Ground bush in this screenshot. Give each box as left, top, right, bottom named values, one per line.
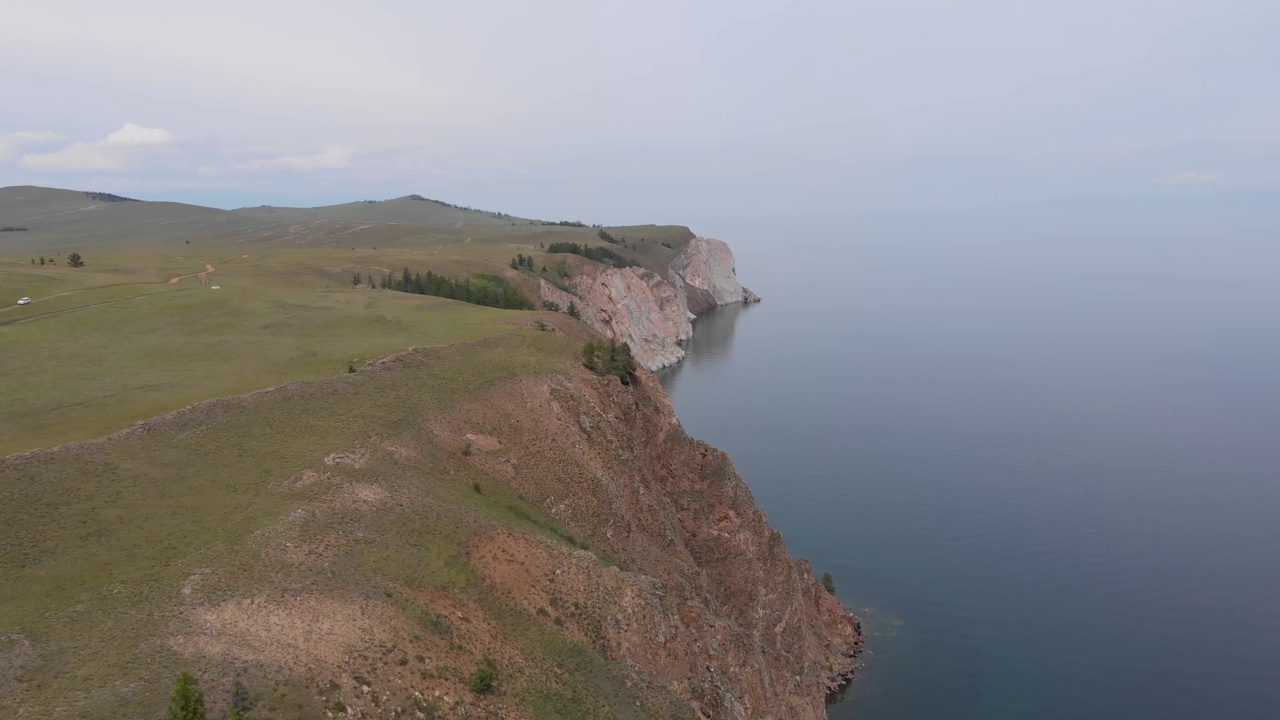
left=821, top=572, right=836, bottom=595
left=468, top=659, right=497, bottom=694
left=582, top=339, right=637, bottom=385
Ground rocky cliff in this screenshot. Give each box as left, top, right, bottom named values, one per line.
left=540, top=267, right=693, bottom=370
left=540, top=235, right=760, bottom=370
left=417, top=329, right=863, bottom=719
left=669, top=236, right=759, bottom=314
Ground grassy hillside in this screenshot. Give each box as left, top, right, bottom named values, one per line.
left=0, top=186, right=693, bottom=455
left=0, top=186, right=712, bottom=718
left=0, top=325, right=692, bottom=719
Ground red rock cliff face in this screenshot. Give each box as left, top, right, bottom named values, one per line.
left=449, top=365, right=862, bottom=719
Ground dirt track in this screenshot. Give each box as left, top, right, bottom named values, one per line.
left=167, top=263, right=216, bottom=286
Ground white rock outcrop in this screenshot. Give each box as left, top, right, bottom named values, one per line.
left=670, top=236, right=754, bottom=314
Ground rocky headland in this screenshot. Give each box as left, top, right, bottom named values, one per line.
left=541, top=236, right=761, bottom=370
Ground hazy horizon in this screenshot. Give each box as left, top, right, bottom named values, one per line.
left=3, top=1, right=1278, bottom=223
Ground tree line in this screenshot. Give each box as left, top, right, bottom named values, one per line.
left=509, top=253, right=546, bottom=272
left=378, top=267, right=533, bottom=310
left=29, top=253, right=83, bottom=267
left=545, top=242, right=638, bottom=268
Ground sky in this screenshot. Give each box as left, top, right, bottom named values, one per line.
left=2, top=0, right=1277, bottom=222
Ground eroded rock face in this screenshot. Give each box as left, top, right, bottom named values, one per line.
left=452, top=369, right=863, bottom=720
left=540, top=269, right=693, bottom=370
left=541, top=234, right=760, bottom=370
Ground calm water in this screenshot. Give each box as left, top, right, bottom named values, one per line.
left=658, top=209, right=1280, bottom=720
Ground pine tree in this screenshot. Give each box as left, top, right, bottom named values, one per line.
left=166, top=671, right=207, bottom=720
left=568, top=301, right=581, bottom=319
left=39, top=257, right=45, bottom=266
left=67, top=252, right=85, bottom=268
left=351, top=272, right=362, bottom=287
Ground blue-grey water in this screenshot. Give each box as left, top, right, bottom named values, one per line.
left=658, top=208, right=1280, bottom=720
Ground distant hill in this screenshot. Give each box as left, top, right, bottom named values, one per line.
left=0, top=186, right=538, bottom=250
left=232, top=194, right=525, bottom=227
left=0, top=186, right=256, bottom=249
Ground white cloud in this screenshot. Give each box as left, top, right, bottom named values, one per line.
left=22, top=143, right=125, bottom=171
left=20, top=123, right=173, bottom=171
left=229, top=146, right=358, bottom=172
left=104, top=123, right=174, bottom=146
left=0, top=131, right=63, bottom=163
left=1154, top=171, right=1221, bottom=186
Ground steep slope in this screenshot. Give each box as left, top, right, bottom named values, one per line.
left=0, top=319, right=859, bottom=720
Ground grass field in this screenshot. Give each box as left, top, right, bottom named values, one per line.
left=0, top=329, right=634, bottom=718
left=0, top=187, right=707, bottom=719
left=0, top=186, right=694, bottom=455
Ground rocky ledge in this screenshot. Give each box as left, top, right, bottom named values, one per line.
left=540, top=234, right=761, bottom=370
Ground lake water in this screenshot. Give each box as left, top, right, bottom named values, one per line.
left=657, top=208, right=1280, bottom=720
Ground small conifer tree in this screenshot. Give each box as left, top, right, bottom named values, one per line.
left=166, top=671, right=207, bottom=720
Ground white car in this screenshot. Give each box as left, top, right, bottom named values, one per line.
left=16, top=297, right=31, bottom=305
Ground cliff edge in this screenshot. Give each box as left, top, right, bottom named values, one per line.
left=540, top=235, right=761, bottom=370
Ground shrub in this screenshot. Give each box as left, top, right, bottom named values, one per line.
left=231, top=677, right=252, bottom=716
left=468, top=659, right=497, bottom=694
left=821, top=572, right=836, bottom=595
left=582, top=339, right=637, bottom=385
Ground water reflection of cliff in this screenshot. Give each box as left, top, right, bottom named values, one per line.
left=656, top=301, right=750, bottom=393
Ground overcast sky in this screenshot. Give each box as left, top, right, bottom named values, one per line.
left=2, top=0, right=1277, bottom=221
